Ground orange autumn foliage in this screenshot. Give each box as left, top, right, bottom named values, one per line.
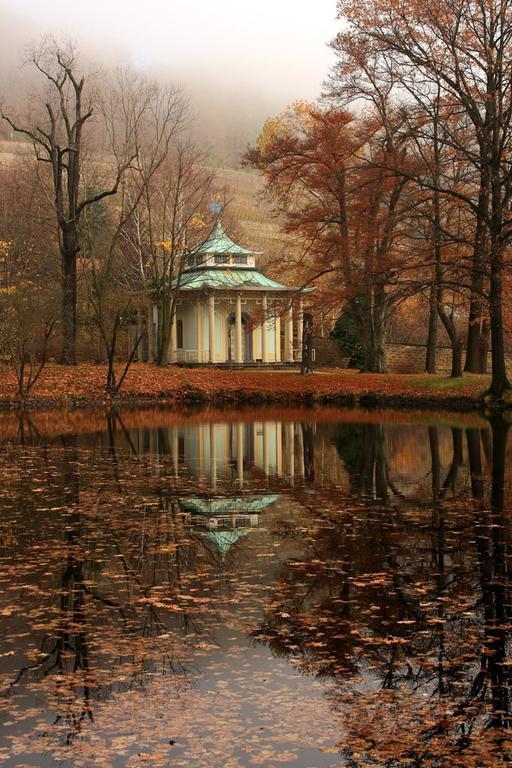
left=0, top=363, right=489, bottom=408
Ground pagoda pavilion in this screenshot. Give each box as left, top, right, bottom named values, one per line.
left=151, top=219, right=306, bottom=365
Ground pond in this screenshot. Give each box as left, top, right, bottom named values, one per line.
left=0, top=405, right=511, bottom=767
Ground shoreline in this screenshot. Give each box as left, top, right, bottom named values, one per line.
left=0, top=390, right=489, bottom=413
left=0, top=364, right=502, bottom=414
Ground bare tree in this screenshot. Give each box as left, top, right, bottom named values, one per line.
left=122, top=143, right=216, bottom=366
left=1, top=38, right=137, bottom=365
left=79, top=69, right=190, bottom=391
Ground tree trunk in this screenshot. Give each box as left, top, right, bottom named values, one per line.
left=136, top=311, right=144, bottom=362
left=60, top=226, right=79, bottom=365
left=464, top=195, right=488, bottom=373
left=156, top=296, right=171, bottom=366
left=438, top=304, right=462, bottom=377
left=479, top=318, right=490, bottom=375
left=465, top=305, right=483, bottom=373
left=488, top=242, right=510, bottom=397
left=300, top=313, right=314, bottom=375
left=431, top=118, right=462, bottom=379
left=358, top=286, right=387, bottom=373
left=425, top=282, right=438, bottom=373
left=371, top=284, right=387, bottom=373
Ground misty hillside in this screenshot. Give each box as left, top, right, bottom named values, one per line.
left=0, top=138, right=291, bottom=270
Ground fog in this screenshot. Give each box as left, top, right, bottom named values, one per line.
left=0, top=0, right=338, bottom=164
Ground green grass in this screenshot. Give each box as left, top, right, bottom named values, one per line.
left=408, top=373, right=490, bottom=394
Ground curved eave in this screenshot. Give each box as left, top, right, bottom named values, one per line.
left=179, top=283, right=305, bottom=292
left=174, top=267, right=306, bottom=293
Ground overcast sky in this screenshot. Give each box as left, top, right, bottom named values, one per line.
left=0, top=0, right=339, bottom=160
left=0, top=0, right=338, bottom=97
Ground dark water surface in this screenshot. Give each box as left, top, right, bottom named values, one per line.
left=0, top=406, right=511, bottom=767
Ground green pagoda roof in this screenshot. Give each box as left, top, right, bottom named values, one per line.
left=195, top=219, right=262, bottom=256
left=177, top=268, right=295, bottom=292
left=205, top=530, right=248, bottom=561
left=183, top=495, right=279, bottom=516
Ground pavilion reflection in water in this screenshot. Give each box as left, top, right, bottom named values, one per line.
left=132, top=420, right=307, bottom=487
left=181, top=495, right=278, bottom=562
left=131, top=420, right=301, bottom=562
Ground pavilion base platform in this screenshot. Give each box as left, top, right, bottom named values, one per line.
left=172, top=361, right=300, bottom=370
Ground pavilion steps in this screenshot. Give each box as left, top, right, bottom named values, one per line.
left=174, top=362, right=299, bottom=370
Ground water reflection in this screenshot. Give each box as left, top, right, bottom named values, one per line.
left=0, top=408, right=511, bottom=767
left=131, top=420, right=308, bottom=486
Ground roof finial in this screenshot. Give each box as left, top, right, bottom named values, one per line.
left=210, top=201, right=223, bottom=217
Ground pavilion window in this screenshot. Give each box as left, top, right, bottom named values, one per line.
left=196, top=254, right=207, bottom=266
left=233, top=254, right=247, bottom=265
left=214, top=253, right=230, bottom=264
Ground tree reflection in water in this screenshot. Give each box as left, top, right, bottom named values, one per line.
left=257, top=416, right=512, bottom=766
left=0, top=408, right=511, bottom=766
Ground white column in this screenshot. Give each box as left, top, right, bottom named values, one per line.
left=297, top=423, right=305, bottom=480
left=276, top=422, right=283, bottom=476
left=261, top=294, right=269, bottom=363
left=285, top=421, right=295, bottom=484
left=210, top=424, right=217, bottom=491
left=275, top=311, right=281, bottom=363
left=137, top=311, right=144, bottom=362
left=169, top=311, right=177, bottom=363
left=195, top=297, right=203, bottom=363
left=237, top=422, right=244, bottom=487
left=235, top=294, right=243, bottom=363
left=208, top=294, right=215, bottom=363
left=286, top=305, right=294, bottom=362
left=199, top=424, right=205, bottom=479
left=153, top=306, right=159, bottom=360
left=297, top=299, right=304, bottom=359
left=263, top=422, right=270, bottom=477
left=147, top=305, right=155, bottom=363
left=172, top=427, right=179, bottom=478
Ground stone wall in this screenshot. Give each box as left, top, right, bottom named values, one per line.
left=385, top=343, right=453, bottom=374
left=315, top=338, right=511, bottom=374
left=384, top=342, right=512, bottom=374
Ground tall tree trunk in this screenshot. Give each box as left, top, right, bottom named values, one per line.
left=464, top=189, right=488, bottom=372
left=156, top=296, right=171, bottom=366
left=438, top=302, right=462, bottom=377
left=300, top=313, right=314, bottom=375
left=432, top=214, right=462, bottom=378
left=479, top=318, right=490, bottom=375
left=488, top=239, right=510, bottom=397
left=431, top=102, right=462, bottom=377
left=371, top=287, right=387, bottom=373
left=61, top=226, right=79, bottom=365
left=358, top=285, right=387, bottom=373
left=465, top=300, right=483, bottom=373
left=425, top=282, right=438, bottom=373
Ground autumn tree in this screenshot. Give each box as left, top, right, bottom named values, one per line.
left=0, top=161, right=58, bottom=403
left=246, top=103, right=412, bottom=372
left=333, top=0, right=512, bottom=396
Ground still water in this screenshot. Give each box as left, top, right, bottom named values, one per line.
left=0, top=406, right=511, bottom=767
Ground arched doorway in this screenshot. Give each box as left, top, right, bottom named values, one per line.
left=228, top=312, right=253, bottom=362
